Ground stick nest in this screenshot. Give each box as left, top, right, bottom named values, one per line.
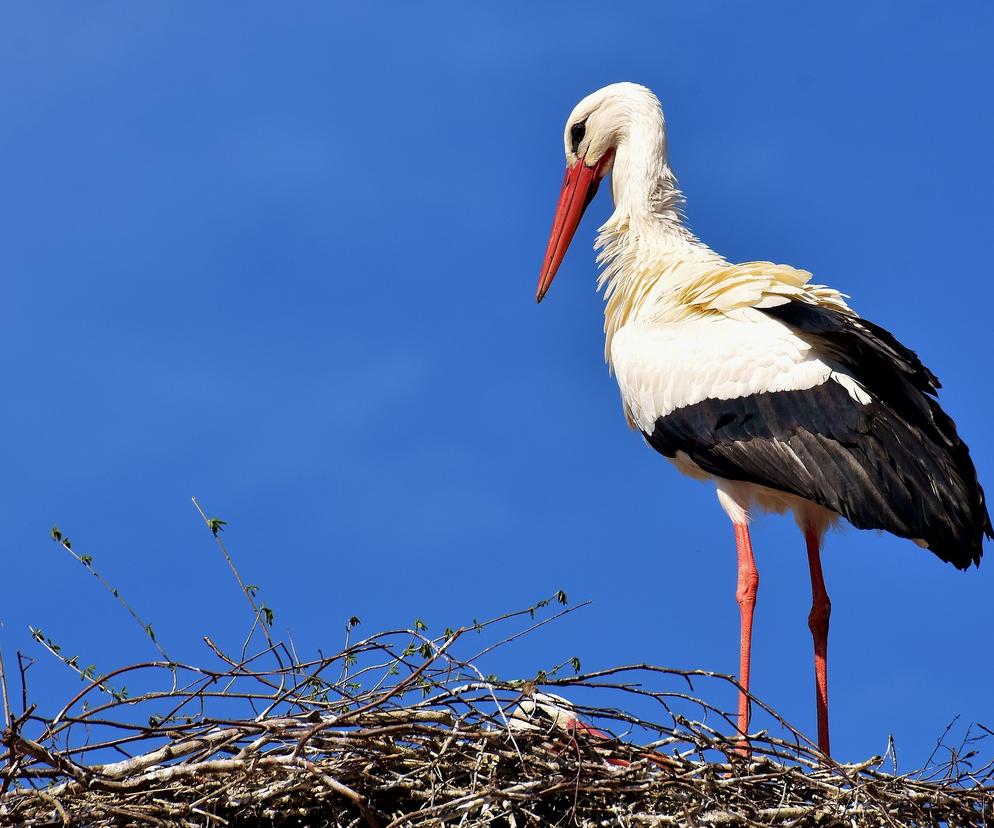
left=2, top=595, right=991, bottom=828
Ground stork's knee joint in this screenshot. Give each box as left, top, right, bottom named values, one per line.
left=807, top=597, right=831, bottom=635
left=736, top=573, right=759, bottom=607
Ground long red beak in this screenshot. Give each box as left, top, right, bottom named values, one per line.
left=535, top=152, right=611, bottom=303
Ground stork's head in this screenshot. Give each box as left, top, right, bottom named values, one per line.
left=536, top=82, right=665, bottom=302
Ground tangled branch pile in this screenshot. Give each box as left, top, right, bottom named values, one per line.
left=2, top=509, right=992, bottom=826
left=3, top=605, right=992, bottom=827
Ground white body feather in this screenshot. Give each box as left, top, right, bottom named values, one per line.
left=612, top=309, right=871, bottom=435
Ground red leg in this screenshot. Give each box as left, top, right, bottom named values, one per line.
left=805, top=529, right=831, bottom=757
left=733, top=522, right=759, bottom=752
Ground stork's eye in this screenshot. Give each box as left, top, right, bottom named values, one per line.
left=570, top=121, right=586, bottom=153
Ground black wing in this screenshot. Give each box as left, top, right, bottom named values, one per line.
left=644, top=301, right=990, bottom=569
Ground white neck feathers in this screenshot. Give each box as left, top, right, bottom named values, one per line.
left=592, top=94, right=723, bottom=361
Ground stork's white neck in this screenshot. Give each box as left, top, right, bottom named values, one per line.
left=594, top=104, right=724, bottom=363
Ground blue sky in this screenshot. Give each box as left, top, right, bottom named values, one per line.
left=1, top=2, right=992, bottom=766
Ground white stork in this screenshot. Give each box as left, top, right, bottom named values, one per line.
left=535, top=82, right=991, bottom=757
